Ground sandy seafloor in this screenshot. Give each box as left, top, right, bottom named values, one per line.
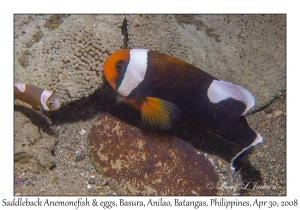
left=14, top=83, right=286, bottom=196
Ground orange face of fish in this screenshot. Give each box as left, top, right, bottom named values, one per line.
left=103, top=49, right=131, bottom=91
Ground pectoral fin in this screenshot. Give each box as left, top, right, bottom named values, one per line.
left=141, top=97, right=181, bottom=129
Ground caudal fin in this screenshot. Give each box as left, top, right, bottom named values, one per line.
left=230, top=131, right=263, bottom=181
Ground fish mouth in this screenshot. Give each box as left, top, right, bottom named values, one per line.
left=103, top=60, right=109, bottom=77
left=52, top=97, right=61, bottom=110
left=103, top=60, right=117, bottom=90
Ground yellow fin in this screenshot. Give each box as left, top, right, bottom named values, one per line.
left=141, top=97, right=181, bottom=129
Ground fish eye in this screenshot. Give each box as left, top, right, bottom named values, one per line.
left=116, top=64, right=123, bottom=71
left=47, top=100, right=54, bottom=107
left=115, top=60, right=126, bottom=72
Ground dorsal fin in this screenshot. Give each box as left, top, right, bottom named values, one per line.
left=207, top=80, right=255, bottom=115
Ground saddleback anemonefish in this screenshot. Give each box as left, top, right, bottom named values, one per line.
left=103, top=48, right=263, bottom=179
left=14, top=82, right=61, bottom=112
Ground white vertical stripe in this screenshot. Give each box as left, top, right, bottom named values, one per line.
left=15, top=82, right=26, bottom=92
left=117, top=49, right=149, bottom=96
left=40, top=90, right=52, bottom=111
left=207, top=80, right=255, bottom=115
